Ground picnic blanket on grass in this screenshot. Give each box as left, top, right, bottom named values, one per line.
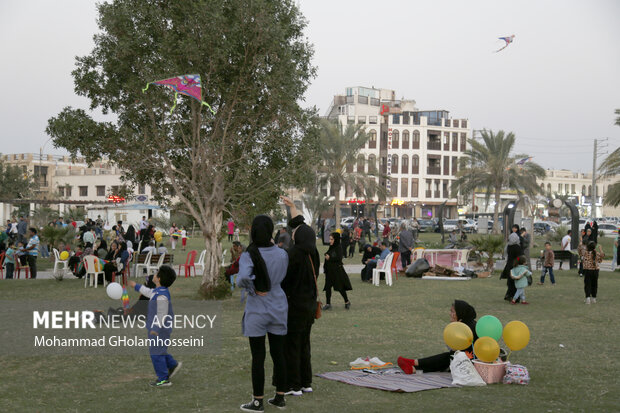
left=316, top=368, right=458, bottom=393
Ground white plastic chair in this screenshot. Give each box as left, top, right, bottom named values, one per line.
left=372, top=253, right=395, bottom=286
left=52, top=248, right=69, bottom=277
left=84, top=255, right=105, bottom=288
left=147, top=253, right=165, bottom=276
left=134, top=251, right=152, bottom=278
left=195, top=249, right=207, bottom=274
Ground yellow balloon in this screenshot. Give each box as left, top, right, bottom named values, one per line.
left=443, top=322, right=474, bottom=351
left=503, top=320, right=530, bottom=351
left=154, top=231, right=162, bottom=243
left=474, top=336, right=500, bottom=362
left=59, top=251, right=69, bottom=261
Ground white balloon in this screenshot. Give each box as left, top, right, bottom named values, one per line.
left=106, top=282, right=123, bottom=300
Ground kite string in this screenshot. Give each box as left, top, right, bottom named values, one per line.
left=142, top=83, right=151, bottom=93
left=201, top=101, right=216, bottom=115
left=170, top=92, right=178, bottom=114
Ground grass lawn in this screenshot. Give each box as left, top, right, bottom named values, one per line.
left=2, top=263, right=620, bottom=412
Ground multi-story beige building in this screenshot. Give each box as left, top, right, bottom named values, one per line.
left=325, top=86, right=470, bottom=219
left=0, top=153, right=166, bottom=224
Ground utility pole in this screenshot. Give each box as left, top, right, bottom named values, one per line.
left=591, top=138, right=609, bottom=219
left=591, top=139, right=597, bottom=219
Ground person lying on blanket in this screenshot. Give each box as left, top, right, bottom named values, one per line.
left=397, top=300, right=477, bottom=374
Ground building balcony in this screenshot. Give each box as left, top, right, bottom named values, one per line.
left=425, top=190, right=432, bottom=198
left=427, top=141, right=441, bottom=150
left=427, top=166, right=441, bottom=175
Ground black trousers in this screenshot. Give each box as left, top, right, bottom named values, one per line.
left=26, top=255, right=37, bottom=279
left=285, top=326, right=313, bottom=390
left=417, top=351, right=452, bottom=372
left=325, top=288, right=348, bottom=305
left=348, top=241, right=356, bottom=257
left=400, top=250, right=412, bottom=269
left=249, top=333, right=286, bottom=397
left=505, top=277, right=517, bottom=301
left=583, top=269, right=599, bottom=298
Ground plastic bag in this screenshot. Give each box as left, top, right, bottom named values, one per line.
left=450, top=351, right=486, bottom=386
left=405, top=258, right=430, bottom=278
left=502, top=363, right=530, bottom=385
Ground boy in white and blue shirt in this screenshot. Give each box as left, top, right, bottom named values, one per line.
left=129, top=265, right=182, bottom=387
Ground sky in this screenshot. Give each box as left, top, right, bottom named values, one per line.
left=1, top=0, right=619, bottom=172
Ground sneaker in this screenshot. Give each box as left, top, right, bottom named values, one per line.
left=510, top=300, right=517, bottom=305
left=321, top=304, right=332, bottom=311
left=285, top=389, right=302, bottom=396
left=521, top=301, right=529, bottom=305
left=591, top=298, right=597, bottom=303
left=168, top=361, right=182, bottom=379
left=349, top=357, right=370, bottom=369
left=240, top=399, right=264, bottom=412
left=368, top=357, right=392, bottom=368
left=267, top=396, right=286, bottom=410
left=149, top=379, right=172, bottom=387
left=345, top=301, right=351, bottom=310
left=585, top=297, right=591, bottom=304
left=301, top=387, right=313, bottom=393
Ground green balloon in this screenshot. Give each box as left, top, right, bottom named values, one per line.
left=475, top=315, right=503, bottom=341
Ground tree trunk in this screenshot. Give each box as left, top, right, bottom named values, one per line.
left=199, top=206, right=223, bottom=288
left=492, top=188, right=501, bottom=234
left=334, top=186, right=341, bottom=230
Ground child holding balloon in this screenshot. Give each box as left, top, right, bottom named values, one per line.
left=510, top=256, right=531, bottom=305
left=128, top=265, right=182, bottom=387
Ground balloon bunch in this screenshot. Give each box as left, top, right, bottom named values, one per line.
left=154, top=231, right=163, bottom=243
left=59, top=251, right=70, bottom=261
left=443, top=316, right=530, bottom=363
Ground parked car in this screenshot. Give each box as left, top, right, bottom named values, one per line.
left=597, top=223, right=619, bottom=236
left=340, top=217, right=355, bottom=228
left=463, top=219, right=477, bottom=233
left=443, top=220, right=460, bottom=232
left=418, top=219, right=437, bottom=232
left=534, top=222, right=555, bottom=234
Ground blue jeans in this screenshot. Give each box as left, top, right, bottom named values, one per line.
left=513, top=288, right=525, bottom=302
left=540, top=266, right=555, bottom=284
left=149, top=332, right=178, bottom=381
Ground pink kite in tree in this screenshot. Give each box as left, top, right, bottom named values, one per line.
left=494, top=35, right=515, bottom=53
left=142, top=74, right=216, bottom=114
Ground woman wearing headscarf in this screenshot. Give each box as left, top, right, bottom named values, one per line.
left=501, top=225, right=523, bottom=301
left=397, top=300, right=478, bottom=374
left=280, top=196, right=320, bottom=396
left=322, top=231, right=352, bottom=310
left=124, top=224, right=136, bottom=246
left=237, top=215, right=289, bottom=412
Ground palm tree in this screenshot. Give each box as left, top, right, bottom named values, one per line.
left=302, top=189, right=333, bottom=231
left=599, top=146, right=620, bottom=206
left=318, top=119, right=386, bottom=229
left=452, top=130, right=546, bottom=233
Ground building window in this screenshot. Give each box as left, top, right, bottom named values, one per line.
left=347, top=116, right=355, bottom=125
left=96, top=185, right=105, bottom=196
left=138, top=184, right=146, bottom=194
left=412, top=155, right=419, bottom=174
left=402, top=130, right=410, bottom=149
left=392, top=114, right=400, bottom=125
left=462, top=120, right=467, bottom=128
left=391, top=178, right=398, bottom=196
left=565, top=183, right=569, bottom=194
left=357, top=116, right=366, bottom=124
left=445, top=119, right=451, bottom=128
left=571, top=184, right=575, bottom=194
left=58, top=186, right=64, bottom=197
left=401, top=178, right=408, bottom=197
left=392, top=130, right=399, bottom=149
left=402, top=113, right=410, bottom=125
left=402, top=155, right=409, bottom=174
left=444, top=132, right=450, bottom=150
left=79, top=186, right=88, bottom=197
left=381, top=132, right=388, bottom=149
left=369, top=130, right=377, bottom=149
left=357, top=155, right=365, bottom=173
left=443, top=181, right=449, bottom=198
left=369, top=116, right=378, bottom=124
left=452, top=132, right=458, bottom=151
left=368, top=155, right=377, bottom=174
left=581, top=185, right=586, bottom=195
left=557, top=183, right=562, bottom=193
left=548, top=184, right=552, bottom=194
left=391, top=155, right=399, bottom=174
left=453, top=120, right=459, bottom=128
left=460, top=133, right=467, bottom=151
left=411, top=178, right=419, bottom=197
left=412, top=130, right=420, bottom=149
left=358, top=95, right=368, bottom=104
left=452, top=156, right=458, bottom=175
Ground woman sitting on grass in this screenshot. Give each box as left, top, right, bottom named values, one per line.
left=397, top=300, right=478, bottom=374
